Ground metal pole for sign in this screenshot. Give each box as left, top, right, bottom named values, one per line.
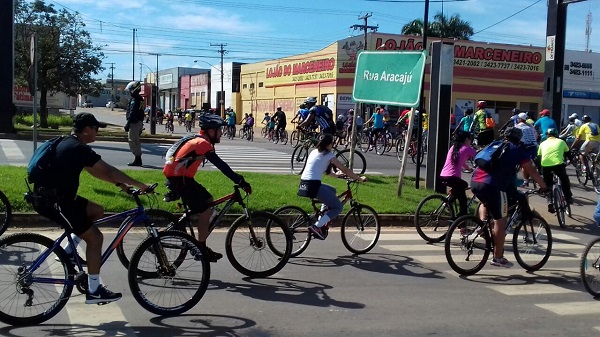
left=397, top=108, right=415, bottom=196
left=348, top=102, right=360, bottom=168
left=32, top=33, right=38, bottom=150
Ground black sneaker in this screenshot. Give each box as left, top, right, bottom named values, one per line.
left=56, top=250, right=87, bottom=266
left=85, top=285, right=122, bottom=304
left=308, top=225, right=327, bottom=240
left=547, top=204, right=555, bottom=214
left=205, top=247, right=223, bottom=263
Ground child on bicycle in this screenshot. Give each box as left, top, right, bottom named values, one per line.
left=439, top=131, right=476, bottom=216
left=297, top=134, right=367, bottom=240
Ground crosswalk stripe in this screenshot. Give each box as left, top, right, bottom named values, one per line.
left=486, top=284, right=578, bottom=295
left=0, top=139, right=26, bottom=161
left=535, top=302, right=600, bottom=315
left=66, top=296, right=135, bottom=333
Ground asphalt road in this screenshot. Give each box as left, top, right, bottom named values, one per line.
left=0, top=227, right=599, bottom=337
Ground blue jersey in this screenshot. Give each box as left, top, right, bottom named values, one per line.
left=372, top=112, right=384, bottom=129
left=534, top=116, right=558, bottom=141
left=309, top=105, right=335, bottom=132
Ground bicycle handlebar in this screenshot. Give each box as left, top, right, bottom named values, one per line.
left=125, top=183, right=158, bottom=196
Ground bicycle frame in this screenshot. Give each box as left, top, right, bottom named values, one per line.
left=310, top=180, right=357, bottom=215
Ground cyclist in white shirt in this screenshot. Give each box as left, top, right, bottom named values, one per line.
left=297, top=134, right=367, bottom=240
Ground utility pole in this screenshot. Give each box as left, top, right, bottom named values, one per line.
left=107, top=62, right=115, bottom=111
left=0, top=0, right=13, bottom=133
left=132, top=28, right=136, bottom=82
left=148, top=53, right=160, bottom=135
left=211, top=43, right=227, bottom=118
left=415, top=0, right=430, bottom=189
left=350, top=13, right=378, bottom=50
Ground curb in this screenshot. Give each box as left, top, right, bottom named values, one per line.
left=9, top=213, right=416, bottom=229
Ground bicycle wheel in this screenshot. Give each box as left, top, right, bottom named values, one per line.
left=128, top=231, right=209, bottom=316
left=0, top=190, right=12, bottom=236
left=576, top=160, right=588, bottom=186
left=580, top=238, right=600, bottom=297
left=238, top=128, right=244, bottom=139
left=593, top=164, right=600, bottom=194
left=280, top=130, right=288, bottom=145
left=553, top=188, right=566, bottom=229
left=396, top=136, right=405, bottom=162
left=116, top=209, right=181, bottom=273
left=291, top=145, right=309, bottom=175
left=414, top=194, right=455, bottom=243
left=273, top=205, right=312, bottom=257
left=336, top=149, right=367, bottom=175
left=341, top=204, right=381, bottom=254
left=444, top=215, right=491, bottom=276
left=512, top=212, right=552, bottom=271
left=289, top=130, right=300, bottom=147
left=411, top=141, right=425, bottom=165
left=384, top=133, right=393, bottom=153
left=374, top=134, right=387, bottom=155
left=225, top=211, right=292, bottom=278
left=261, top=126, right=268, bottom=138
left=0, top=233, right=75, bottom=326
left=359, top=133, right=370, bottom=153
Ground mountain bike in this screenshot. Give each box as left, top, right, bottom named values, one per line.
left=163, top=184, right=293, bottom=278
left=164, top=120, right=174, bottom=134
left=444, top=190, right=551, bottom=276
left=0, top=184, right=209, bottom=326
left=273, top=128, right=288, bottom=145
left=548, top=171, right=571, bottom=228
left=290, top=133, right=366, bottom=176
left=273, top=178, right=380, bottom=256
left=0, top=189, right=12, bottom=236
left=580, top=237, right=600, bottom=297
left=241, top=125, right=254, bottom=142
left=414, top=188, right=480, bottom=243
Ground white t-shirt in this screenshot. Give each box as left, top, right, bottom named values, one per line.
left=300, top=149, right=336, bottom=181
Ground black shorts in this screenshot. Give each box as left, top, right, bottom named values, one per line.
left=470, top=182, right=508, bottom=220
left=34, top=193, right=92, bottom=236
left=476, top=129, right=495, bottom=146
left=166, top=176, right=213, bottom=214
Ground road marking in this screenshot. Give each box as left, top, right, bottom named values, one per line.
left=535, top=301, right=600, bottom=315
left=66, top=296, right=136, bottom=335
left=0, top=139, right=26, bottom=161
left=486, top=284, right=578, bottom=295
left=409, top=254, right=581, bottom=264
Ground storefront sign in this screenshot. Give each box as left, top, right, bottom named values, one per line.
left=265, top=57, right=336, bottom=86
left=546, top=35, right=556, bottom=61
left=353, top=51, right=427, bottom=107
left=159, top=74, right=173, bottom=85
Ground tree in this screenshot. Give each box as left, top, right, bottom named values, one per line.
left=14, top=0, right=104, bottom=128
left=402, top=12, right=474, bottom=41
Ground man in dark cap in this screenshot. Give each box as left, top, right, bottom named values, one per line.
left=32, top=112, right=151, bottom=305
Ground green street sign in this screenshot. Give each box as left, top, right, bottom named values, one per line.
left=352, top=51, right=427, bottom=107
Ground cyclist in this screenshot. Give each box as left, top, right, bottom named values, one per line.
left=514, top=112, right=539, bottom=187
left=226, top=109, right=236, bottom=136
left=470, top=127, right=547, bottom=268
left=165, top=110, right=174, bottom=132
left=262, top=112, right=271, bottom=126
left=538, top=128, right=573, bottom=211
left=571, top=114, right=600, bottom=173
left=291, top=104, right=309, bottom=125
left=184, top=110, right=192, bottom=130
left=298, top=97, right=336, bottom=135
left=240, top=113, right=249, bottom=133
left=245, top=113, right=254, bottom=136
left=470, top=101, right=494, bottom=147
left=534, top=109, right=558, bottom=142
left=365, top=108, right=385, bottom=151
left=570, top=112, right=583, bottom=127
left=559, top=114, right=579, bottom=146
left=163, top=114, right=252, bottom=262
left=32, top=112, right=151, bottom=304
left=273, top=106, right=287, bottom=141
left=439, top=131, right=476, bottom=216
left=297, top=134, right=367, bottom=240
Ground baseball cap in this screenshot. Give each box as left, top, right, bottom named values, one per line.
left=517, top=112, right=528, bottom=120
left=73, top=112, right=107, bottom=129
left=569, top=113, right=578, bottom=119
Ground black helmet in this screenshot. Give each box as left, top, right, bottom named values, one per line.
left=125, top=81, right=142, bottom=94
left=546, top=128, right=558, bottom=137
left=198, top=114, right=226, bottom=130
left=511, top=108, right=520, bottom=114
left=583, top=115, right=592, bottom=123
left=304, top=96, right=317, bottom=104
left=503, top=127, right=522, bottom=143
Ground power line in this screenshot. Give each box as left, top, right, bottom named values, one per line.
left=472, top=0, right=542, bottom=36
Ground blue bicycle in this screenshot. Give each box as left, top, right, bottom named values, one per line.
left=0, top=184, right=210, bottom=326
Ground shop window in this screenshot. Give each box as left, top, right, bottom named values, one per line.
left=259, top=82, right=264, bottom=87
left=519, top=102, right=538, bottom=113
left=243, top=84, right=247, bottom=89
left=250, top=83, right=255, bottom=89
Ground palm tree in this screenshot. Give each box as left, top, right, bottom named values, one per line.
left=402, top=12, right=474, bottom=40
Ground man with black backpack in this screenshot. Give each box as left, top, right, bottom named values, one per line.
left=29, top=112, right=152, bottom=304
left=470, top=127, right=546, bottom=268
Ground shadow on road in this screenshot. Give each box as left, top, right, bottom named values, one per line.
left=457, top=267, right=584, bottom=293
left=208, top=277, right=365, bottom=310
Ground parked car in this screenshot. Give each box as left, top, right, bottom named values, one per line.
left=82, top=101, right=94, bottom=108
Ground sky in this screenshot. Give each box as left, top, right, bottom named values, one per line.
left=39, top=0, right=600, bottom=81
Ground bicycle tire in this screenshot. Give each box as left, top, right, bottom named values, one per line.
left=0, top=233, right=75, bottom=326
left=576, top=161, right=588, bottom=186
left=225, top=211, right=292, bottom=278
left=414, top=194, right=455, bottom=243
left=336, top=149, right=367, bottom=175
left=384, top=133, right=393, bottom=153
left=580, top=237, right=600, bottom=297
left=280, top=130, right=288, bottom=145
left=375, top=134, right=386, bottom=155
left=116, top=209, right=181, bottom=275
left=128, top=231, right=209, bottom=316
left=341, top=204, right=381, bottom=254
left=512, top=212, right=552, bottom=271
left=290, top=130, right=300, bottom=147
left=396, top=136, right=405, bottom=163
left=594, top=164, right=600, bottom=194
left=359, top=133, right=370, bottom=153
left=238, top=128, right=244, bottom=139
left=444, top=215, right=491, bottom=276
left=291, top=145, right=309, bottom=175
left=0, top=190, right=12, bottom=236
left=261, top=126, right=268, bottom=138
left=272, top=205, right=312, bottom=257
left=411, top=141, right=426, bottom=165
left=553, top=188, right=566, bottom=229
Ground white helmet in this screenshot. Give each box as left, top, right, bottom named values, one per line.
left=125, top=81, right=142, bottom=93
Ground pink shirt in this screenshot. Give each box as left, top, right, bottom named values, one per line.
left=440, top=144, right=477, bottom=178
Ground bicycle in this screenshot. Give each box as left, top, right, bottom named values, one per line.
left=414, top=188, right=480, bottom=243
left=226, top=125, right=236, bottom=140
left=569, top=149, right=588, bottom=186
left=444, top=190, right=551, bottom=276
left=273, top=178, right=380, bottom=256
left=0, top=184, right=209, bottom=326
left=273, top=128, right=288, bottom=145
left=289, top=128, right=317, bottom=148
left=580, top=237, right=600, bottom=297
left=396, top=130, right=426, bottom=164
left=0, top=189, right=12, bottom=236
left=184, top=120, right=192, bottom=132
left=548, top=171, right=571, bottom=229
left=163, top=183, right=293, bottom=278
left=241, top=125, right=254, bottom=142
left=290, top=133, right=367, bottom=176
left=164, top=120, right=174, bottom=134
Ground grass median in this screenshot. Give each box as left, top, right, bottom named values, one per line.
left=0, top=166, right=432, bottom=214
